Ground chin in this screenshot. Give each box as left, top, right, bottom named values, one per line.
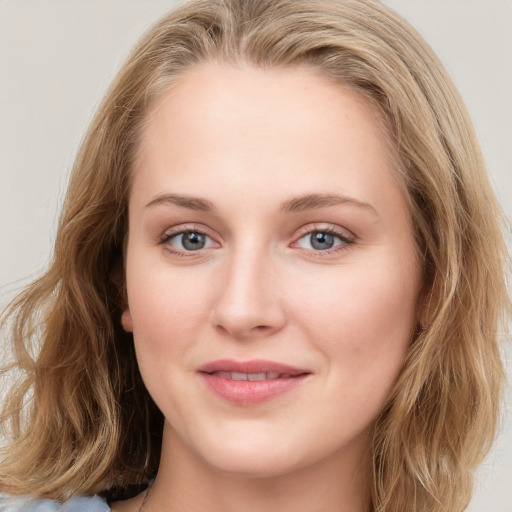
left=194, top=432, right=307, bottom=478
left=204, top=452, right=302, bottom=479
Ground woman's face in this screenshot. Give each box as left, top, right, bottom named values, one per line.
left=122, top=63, right=423, bottom=477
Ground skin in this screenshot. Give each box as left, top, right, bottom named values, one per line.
left=113, top=62, right=424, bottom=512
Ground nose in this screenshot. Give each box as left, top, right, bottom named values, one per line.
left=211, top=247, right=287, bottom=339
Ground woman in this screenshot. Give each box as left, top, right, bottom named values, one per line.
left=0, top=1, right=508, bottom=511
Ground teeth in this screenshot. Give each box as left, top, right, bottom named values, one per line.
left=212, top=371, right=286, bottom=381
left=216, top=371, right=233, bottom=379
left=247, top=372, right=267, bottom=381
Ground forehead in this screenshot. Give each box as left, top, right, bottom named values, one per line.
left=138, top=62, right=395, bottom=160
left=131, top=62, right=405, bottom=219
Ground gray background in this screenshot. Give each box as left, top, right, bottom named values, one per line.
left=0, top=1, right=510, bottom=510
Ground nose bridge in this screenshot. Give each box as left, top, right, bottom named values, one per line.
left=212, top=238, right=285, bottom=337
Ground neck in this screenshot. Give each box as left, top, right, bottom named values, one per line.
left=145, top=421, right=371, bottom=512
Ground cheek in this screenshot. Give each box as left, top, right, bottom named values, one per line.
left=125, top=261, right=212, bottom=368
left=289, top=257, right=420, bottom=385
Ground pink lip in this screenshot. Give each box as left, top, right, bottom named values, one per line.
left=197, top=359, right=311, bottom=405
left=197, top=359, right=309, bottom=375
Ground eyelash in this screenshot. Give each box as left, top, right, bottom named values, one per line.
left=293, top=225, right=354, bottom=257
left=159, top=225, right=215, bottom=258
left=159, top=225, right=355, bottom=258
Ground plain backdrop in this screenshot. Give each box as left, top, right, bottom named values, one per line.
left=0, top=1, right=510, bottom=511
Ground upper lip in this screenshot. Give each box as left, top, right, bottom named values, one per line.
left=197, top=359, right=310, bottom=376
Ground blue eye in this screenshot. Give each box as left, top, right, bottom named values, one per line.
left=296, top=230, right=351, bottom=252
left=167, top=231, right=214, bottom=251
left=310, top=232, right=336, bottom=250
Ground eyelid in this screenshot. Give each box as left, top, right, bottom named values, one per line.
left=159, top=224, right=221, bottom=256
left=294, top=223, right=355, bottom=242
left=291, top=223, right=356, bottom=255
left=159, top=223, right=216, bottom=242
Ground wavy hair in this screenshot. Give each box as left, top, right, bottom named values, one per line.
left=1, top=1, right=508, bottom=510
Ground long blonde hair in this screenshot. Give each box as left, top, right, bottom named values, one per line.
left=1, top=1, right=508, bottom=510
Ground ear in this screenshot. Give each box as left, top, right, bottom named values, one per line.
left=121, top=308, right=133, bottom=332
left=417, top=276, right=439, bottom=330
left=110, top=256, right=132, bottom=332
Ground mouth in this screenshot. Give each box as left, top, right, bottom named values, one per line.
left=197, top=358, right=310, bottom=376
left=197, top=359, right=312, bottom=405
left=206, top=371, right=306, bottom=381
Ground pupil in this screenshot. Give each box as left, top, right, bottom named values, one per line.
left=310, top=232, right=334, bottom=250
left=182, top=232, right=205, bottom=250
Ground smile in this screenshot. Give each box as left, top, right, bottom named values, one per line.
left=197, top=359, right=312, bottom=405
left=209, top=371, right=297, bottom=380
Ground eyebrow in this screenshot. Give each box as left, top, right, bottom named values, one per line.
left=279, top=193, right=378, bottom=216
left=145, top=192, right=377, bottom=216
left=145, top=193, right=217, bottom=212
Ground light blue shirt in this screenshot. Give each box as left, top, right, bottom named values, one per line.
left=0, top=494, right=110, bottom=512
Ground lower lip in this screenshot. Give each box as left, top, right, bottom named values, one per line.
left=199, top=373, right=310, bottom=405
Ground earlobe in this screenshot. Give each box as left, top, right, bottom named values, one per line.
left=417, top=299, right=431, bottom=331
left=417, top=278, right=438, bottom=330
left=121, top=309, right=133, bottom=332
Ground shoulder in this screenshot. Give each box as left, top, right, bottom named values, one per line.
left=0, top=494, right=110, bottom=512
